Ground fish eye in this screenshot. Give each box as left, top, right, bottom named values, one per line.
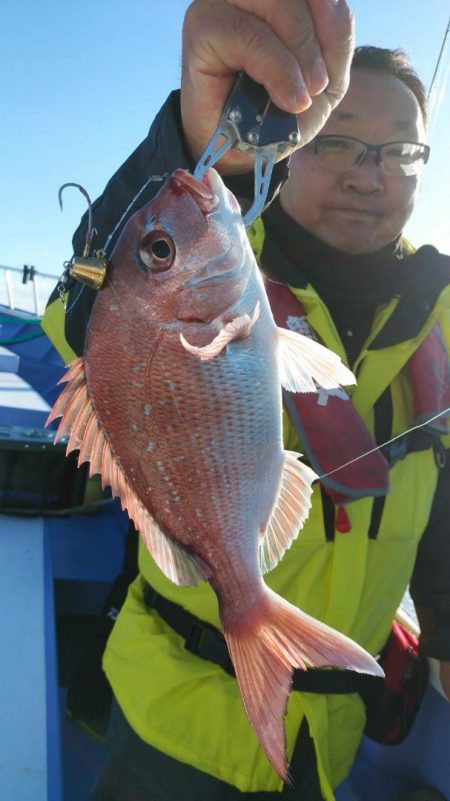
left=138, top=230, right=175, bottom=272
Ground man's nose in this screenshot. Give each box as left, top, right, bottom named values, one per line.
left=342, top=154, right=384, bottom=193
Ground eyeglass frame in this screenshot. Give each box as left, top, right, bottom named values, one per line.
left=307, top=134, right=431, bottom=175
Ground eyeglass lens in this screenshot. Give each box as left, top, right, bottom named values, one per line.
left=313, top=137, right=427, bottom=176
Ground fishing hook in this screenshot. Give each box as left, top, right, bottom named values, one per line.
left=58, top=182, right=95, bottom=258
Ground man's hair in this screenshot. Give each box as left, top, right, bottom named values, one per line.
left=351, top=46, right=428, bottom=126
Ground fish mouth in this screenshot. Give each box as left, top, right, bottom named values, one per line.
left=172, top=169, right=219, bottom=214
left=172, top=168, right=241, bottom=219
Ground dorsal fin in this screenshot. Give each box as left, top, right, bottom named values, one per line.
left=259, top=451, right=318, bottom=574
left=47, top=357, right=206, bottom=587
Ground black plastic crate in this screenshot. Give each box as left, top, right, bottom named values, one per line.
left=0, top=425, right=88, bottom=515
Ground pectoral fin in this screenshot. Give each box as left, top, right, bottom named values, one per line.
left=180, top=303, right=260, bottom=361
left=277, top=327, right=355, bottom=392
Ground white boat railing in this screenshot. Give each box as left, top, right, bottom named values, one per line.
left=0, top=264, right=58, bottom=317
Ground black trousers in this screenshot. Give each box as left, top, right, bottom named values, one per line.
left=90, top=698, right=324, bottom=801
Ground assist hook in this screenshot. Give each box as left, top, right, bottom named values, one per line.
left=57, top=182, right=107, bottom=292
left=58, top=182, right=95, bottom=258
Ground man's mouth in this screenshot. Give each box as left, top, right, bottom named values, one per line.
left=330, top=206, right=381, bottom=218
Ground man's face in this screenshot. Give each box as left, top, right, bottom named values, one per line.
left=280, top=68, right=427, bottom=254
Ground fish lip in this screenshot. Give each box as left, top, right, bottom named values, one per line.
left=172, top=169, right=219, bottom=213
left=207, top=168, right=242, bottom=217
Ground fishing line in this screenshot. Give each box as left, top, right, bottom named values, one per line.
left=102, top=173, right=168, bottom=255
left=64, top=280, right=85, bottom=315
left=59, top=174, right=168, bottom=316
left=318, top=406, right=450, bottom=480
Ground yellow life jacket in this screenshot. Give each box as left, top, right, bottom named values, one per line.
left=42, top=221, right=450, bottom=798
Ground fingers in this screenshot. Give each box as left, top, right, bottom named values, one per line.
left=225, top=0, right=330, bottom=104
left=184, top=1, right=307, bottom=167
left=306, top=0, right=355, bottom=107
left=181, top=0, right=355, bottom=168
left=182, top=1, right=310, bottom=118
left=285, top=0, right=354, bottom=145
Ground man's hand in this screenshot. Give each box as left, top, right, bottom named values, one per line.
left=181, top=0, right=355, bottom=172
left=439, top=660, right=450, bottom=702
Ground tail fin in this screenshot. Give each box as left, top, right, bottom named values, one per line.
left=223, top=588, right=383, bottom=780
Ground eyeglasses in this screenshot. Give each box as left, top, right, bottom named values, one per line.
left=308, top=135, right=430, bottom=176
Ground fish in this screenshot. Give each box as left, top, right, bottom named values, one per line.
left=48, top=168, right=383, bottom=780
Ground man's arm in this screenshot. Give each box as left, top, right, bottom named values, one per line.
left=410, top=453, right=450, bottom=701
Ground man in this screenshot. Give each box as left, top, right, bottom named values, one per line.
left=44, top=1, right=450, bottom=799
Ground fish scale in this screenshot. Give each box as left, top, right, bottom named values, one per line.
left=48, top=166, right=383, bottom=781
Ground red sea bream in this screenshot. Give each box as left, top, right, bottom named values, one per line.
left=48, top=168, right=383, bottom=779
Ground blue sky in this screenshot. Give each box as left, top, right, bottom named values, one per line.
left=1, top=0, right=449, bottom=287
